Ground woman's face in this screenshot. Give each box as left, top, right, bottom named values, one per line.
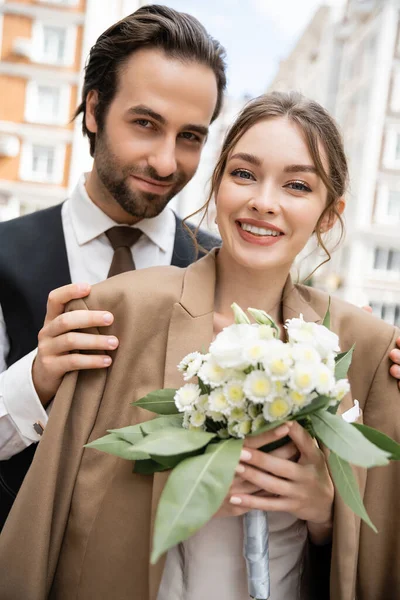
left=216, top=116, right=334, bottom=273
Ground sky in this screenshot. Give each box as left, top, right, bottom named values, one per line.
left=152, top=0, right=346, bottom=99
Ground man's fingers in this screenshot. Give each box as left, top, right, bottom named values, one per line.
left=48, top=353, right=112, bottom=379
left=42, top=310, right=114, bottom=339
left=48, top=331, right=119, bottom=355
left=361, top=305, right=373, bottom=314
left=44, top=283, right=91, bottom=324
left=389, top=348, right=400, bottom=366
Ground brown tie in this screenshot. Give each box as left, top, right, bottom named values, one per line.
left=105, top=227, right=142, bottom=278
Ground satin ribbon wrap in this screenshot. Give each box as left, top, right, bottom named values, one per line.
left=243, top=509, right=270, bottom=600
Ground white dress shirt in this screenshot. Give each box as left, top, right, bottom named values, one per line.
left=0, top=174, right=176, bottom=460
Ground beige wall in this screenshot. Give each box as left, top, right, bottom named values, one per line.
left=1, top=14, right=32, bottom=63
left=0, top=75, right=27, bottom=122
left=0, top=147, right=21, bottom=181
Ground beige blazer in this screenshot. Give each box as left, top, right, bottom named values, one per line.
left=0, top=250, right=399, bottom=600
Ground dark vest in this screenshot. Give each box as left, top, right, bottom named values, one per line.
left=0, top=203, right=219, bottom=530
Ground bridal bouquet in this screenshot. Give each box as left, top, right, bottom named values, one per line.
left=88, top=303, right=400, bottom=600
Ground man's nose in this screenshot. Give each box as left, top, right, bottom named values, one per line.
left=148, top=138, right=177, bottom=178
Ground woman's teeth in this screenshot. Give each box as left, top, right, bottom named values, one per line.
left=240, top=223, right=281, bottom=237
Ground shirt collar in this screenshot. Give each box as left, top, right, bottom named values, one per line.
left=68, top=174, right=173, bottom=253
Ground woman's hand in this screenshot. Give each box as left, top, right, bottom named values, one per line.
left=214, top=424, right=299, bottom=518
left=228, top=421, right=335, bottom=545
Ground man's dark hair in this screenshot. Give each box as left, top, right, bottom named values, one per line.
left=74, top=4, right=227, bottom=156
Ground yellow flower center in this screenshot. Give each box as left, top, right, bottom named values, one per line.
left=269, top=397, right=290, bottom=418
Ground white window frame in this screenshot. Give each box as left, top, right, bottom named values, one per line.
left=391, top=69, right=400, bottom=112
left=31, top=21, right=77, bottom=67
left=383, top=125, right=400, bottom=169
left=25, top=80, right=71, bottom=126
left=375, top=182, right=400, bottom=224
left=19, top=141, right=66, bottom=184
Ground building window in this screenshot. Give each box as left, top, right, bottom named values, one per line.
left=373, top=247, right=400, bottom=273
left=388, top=190, right=400, bottom=219
left=375, top=183, right=400, bottom=224
left=383, top=126, right=400, bottom=169
left=31, top=22, right=77, bottom=67
left=370, top=302, right=400, bottom=327
left=19, top=142, right=66, bottom=184
left=25, top=81, right=71, bottom=125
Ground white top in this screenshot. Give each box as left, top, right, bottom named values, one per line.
left=157, top=512, right=308, bottom=600
left=0, top=174, right=176, bottom=459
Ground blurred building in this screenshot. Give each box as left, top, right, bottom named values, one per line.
left=0, top=0, right=143, bottom=220
left=268, top=0, right=400, bottom=326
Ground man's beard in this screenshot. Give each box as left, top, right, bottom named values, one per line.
left=95, top=132, right=189, bottom=220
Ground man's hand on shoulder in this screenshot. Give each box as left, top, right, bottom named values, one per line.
left=362, top=305, right=400, bottom=390
left=32, top=283, right=119, bottom=406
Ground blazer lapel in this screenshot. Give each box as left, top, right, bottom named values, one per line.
left=149, top=251, right=217, bottom=599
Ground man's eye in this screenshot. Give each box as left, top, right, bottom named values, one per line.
left=179, top=132, right=200, bottom=142
left=286, top=181, right=312, bottom=192
left=134, top=119, right=152, bottom=128
left=230, top=169, right=255, bottom=181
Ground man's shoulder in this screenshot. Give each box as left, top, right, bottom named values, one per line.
left=0, top=204, right=63, bottom=247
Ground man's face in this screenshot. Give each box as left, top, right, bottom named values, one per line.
left=87, top=48, right=219, bottom=221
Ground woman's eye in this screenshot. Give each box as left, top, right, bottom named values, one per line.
left=231, top=169, right=255, bottom=181
left=286, top=180, right=312, bottom=192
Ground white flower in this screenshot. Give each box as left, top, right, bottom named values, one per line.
left=230, top=406, right=248, bottom=422
left=198, top=355, right=230, bottom=388
left=264, top=396, right=292, bottom=421
left=247, top=403, right=262, bottom=419
left=263, top=343, right=293, bottom=382
left=217, top=428, right=230, bottom=439
left=315, top=363, right=336, bottom=395
left=290, top=362, right=317, bottom=395
left=189, top=410, right=206, bottom=428
left=209, top=324, right=258, bottom=369
left=286, top=316, right=340, bottom=359
left=174, top=384, right=201, bottom=412
left=244, top=370, right=274, bottom=403
left=228, top=419, right=252, bottom=438
left=257, top=324, right=276, bottom=341
left=313, top=324, right=340, bottom=359
left=195, top=394, right=210, bottom=412
left=209, top=388, right=231, bottom=415
left=330, top=378, right=350, bottom=401
left=206, top=410, right=226, bottom=422
left=224, top=380, right=245, bottom=407
left=178, top=351, right=204, bottom=381
left=243, top=339, right=272, bottom=366
left=288, top=389, right=312, bottom=410
left=290, top=343, right=321, bottom=365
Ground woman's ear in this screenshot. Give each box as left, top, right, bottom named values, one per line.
left=85, top=90, right=99, bottom=134
left=319, top=197, right=346, bottom=233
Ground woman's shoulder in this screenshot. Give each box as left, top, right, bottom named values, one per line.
left=295, top=283, right=398, bottom=355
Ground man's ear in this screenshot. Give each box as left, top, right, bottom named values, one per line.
left=85, top=90, right=99, bottom=134
left=319, top=197, right=346, bottom=233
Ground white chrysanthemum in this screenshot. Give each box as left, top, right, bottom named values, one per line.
left=315, top=363, right=336, bottom=395
left=217, top=428, right=230, bottom=439
left=243, top=339, right=271, bottom=366
left=330, top=378, right=350, bottom=401
left=224, top=380, right=245, bottom=407
left=189, top=410, right=206, bottom=428
left=174, top=383, right=201, bottom=412
left=198, top=356, right=230, bottom=388
left=273, top=380, right=286, bottom=396
left=195, top=394, right=209, bottom=412
left=290, top=343, right=321, bottom=365
left=209, top=388, right=231, bottom=415
left=264, top=396, right=292, bottom=421
left=262, top=340, right=292, bottom=381
left=182, top=411, right=191, bottom=429
left=206, top=410, right=226, bottom=422
left=247, top=402, right=262, bottom=419
left=228, top=419, right=252, bottom=438
left=177, top=351, right=204, bottom=381
left=209, top=324, right=258, bottom=368
left=288, top=389, right=312, bottom=410
left=230, top=406, right=247, bottom=422
left=244, top=370, right=274, bottom=403
left=251, top=414, right=267, bottom=433
left=290, top=362, right=317, bottom=395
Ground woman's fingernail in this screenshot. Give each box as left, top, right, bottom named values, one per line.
left=103, top=313, right=113, bottom=325
left=274, top=425, right=289, bottom=437
left=230, top=496, right=242, bottom=505
left=240, top=449, right=252, bottom=461
left=235, top=464, right=245, bottom=474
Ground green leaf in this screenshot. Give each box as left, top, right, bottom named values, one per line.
left=291, top=395, right=332, bottom=418
left=328, top=452, right=377, bottom=532
left=109, top=414, right=184, bottom=446
left=248, top=418, right=287, bottom=437
left=132, top=427, right=215, bottom=457
left=151, top=437, right=243, bottom=563
left=107, top=425, right=144, bottom=445
left=322, top=297, right=331, bottom=329
left=132, top=389, right=179, bottom=415
left=85, top=433, right=150, bottom=461
left=151, top=450, right=203, bottom=469
left=334, top=345, right=355, bottom=380
left=310, top=410, right=390, bottom=468
left=352, top=423, right=400, bottom=460
left=133, top=459, right=170, bottom=475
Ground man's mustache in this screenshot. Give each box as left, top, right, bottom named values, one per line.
left=127, top=165, right=180, bottom=185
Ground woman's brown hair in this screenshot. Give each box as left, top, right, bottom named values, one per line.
left=186, top=91, right=348, bottom=272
